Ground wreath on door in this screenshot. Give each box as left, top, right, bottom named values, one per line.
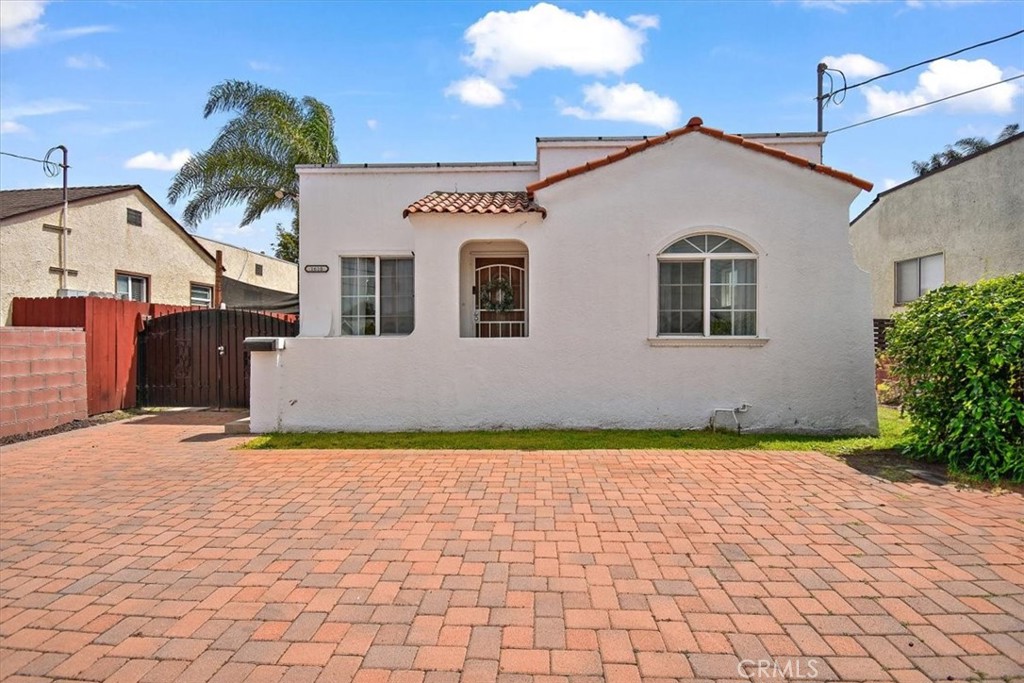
left=480, top=276, right=516, bottom=312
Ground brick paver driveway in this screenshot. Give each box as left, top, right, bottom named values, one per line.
left=1, top=411, right=1022, bottom=683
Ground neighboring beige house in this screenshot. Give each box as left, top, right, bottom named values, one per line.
left=0, top=185, right=301, bottom=324
left=194, top=236, right=297, bottom=295
left=0, top=185, right=216, bottom=324
left=851, top=133, right=1023, bottom=320
left=251, top=117, right=879, bottom=435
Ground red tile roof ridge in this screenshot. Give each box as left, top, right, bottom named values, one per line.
left=526, top=117, right=872, bottom=195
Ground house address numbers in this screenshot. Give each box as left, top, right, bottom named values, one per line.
left=304, top=265, right=329, bottom=273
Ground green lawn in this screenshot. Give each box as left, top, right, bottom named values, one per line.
left=242, top=406, right=908, bottom=454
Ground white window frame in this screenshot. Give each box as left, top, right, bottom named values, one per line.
left=115, top=272, right=149, bottom=302
left=339, top=253, right=415, bottom=337
left=894, top=252, right=944, bottom=306
left=190, top=283, right=213, bottom=308
left=650, top=232, right=761, bottom=342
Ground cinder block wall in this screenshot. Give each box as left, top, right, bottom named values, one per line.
left=0, top=328, right=87, bottom=438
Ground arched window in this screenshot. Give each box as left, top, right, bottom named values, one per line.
left=657, top=234, right=757, bottom=337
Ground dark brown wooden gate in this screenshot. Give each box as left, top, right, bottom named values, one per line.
left=137, top=309, right=298, bottom=408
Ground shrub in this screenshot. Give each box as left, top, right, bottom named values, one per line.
left=886, top=274, right=1024, bottom=481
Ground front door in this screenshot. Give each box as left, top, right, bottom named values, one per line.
left=474, top=257, right=527, bottom=338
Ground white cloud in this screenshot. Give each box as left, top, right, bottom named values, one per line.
left=124, top=149, right=192, bottom=171
left=863, top=58, right=1020, bottom=117
left=66, top=52, right=106, bottom=69
left=881, top=178, right=902, bottom=190
left=366, top=119, right=379, bottom=130
left=0, top=120, right=28, bottom=134
left=0, top=0, right=46, bottom=49
left=799, top=0, right=871, bottom=12
left=248, top=60, right=281, bottom=72
left=627, top=14, right=659, bottom=30
left=561, top=82, right=681, bottom=129
left=1, top=1, right=114, bottom=50
left=51, top=25, right=113, bottom=40
left=445, top=76, right=506, bottom=107
left=0, top=98, right=86, bottom=133
left=821, top=53, right=888, bottom=79
left=462, top=3, right=656, bottom=82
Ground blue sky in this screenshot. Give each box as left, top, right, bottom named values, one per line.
left=2, top=0, right=1021, bottom=254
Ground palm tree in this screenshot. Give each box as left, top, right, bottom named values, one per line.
left=168, top=80, right=339, bottom=261
left=911, top=124, right=1020, bottom=176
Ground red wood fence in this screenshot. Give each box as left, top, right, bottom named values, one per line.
left=10, top=297, right=298, bottom=415
left=13, top=298, right=151, bottom=415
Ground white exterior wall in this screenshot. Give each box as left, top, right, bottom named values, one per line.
left=195, top=236, right=298, bottom=293
left=0, top=190, right=214, bottom=324
left=252, top=134, right=876, bottom=434
left=851, top=136, right=1024, bottom=319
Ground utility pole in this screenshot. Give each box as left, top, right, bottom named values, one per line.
left=817, top=63, right=827, bottom=133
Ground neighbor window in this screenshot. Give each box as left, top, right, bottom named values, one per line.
left=657, top=234, right=757, bottom=336
left=115, top=273, right=149, bottom=302
left=126, top=208, right=142, bottom=226
left=340, top=256, right=414, bottom=336
left=895, top=253, right=943, bottom=305
left=255, top=263, right=264, bottom=277
left=190, top=284, right=213, bottom=308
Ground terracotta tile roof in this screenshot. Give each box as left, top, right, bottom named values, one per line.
left=526, top=117, right=873, bottom=195
left=403, top=191, right=547, bottom=218
left=0, top=185, right=138, bottom=221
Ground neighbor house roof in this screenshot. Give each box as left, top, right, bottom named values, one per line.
left=526, top=117, right=874, bottom=195
left=0, top=184, right=216, bottom=266
left=403, top=191, right=547, bottom=218
left=0, top=185, right=137, bottom=221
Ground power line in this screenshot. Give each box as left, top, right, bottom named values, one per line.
left=828, top=74, right=1023, bottom=134
left=840, top=29, right=1024, bottom=94
left=0, top=151, right=51, bottom=164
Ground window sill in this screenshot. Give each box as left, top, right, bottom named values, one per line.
left=647, top=337, right=768, bottom=348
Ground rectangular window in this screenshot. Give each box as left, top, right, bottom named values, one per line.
left=895, top=253, right=943, bottom=305
left=190, top=284, right=213, bottom=308
left=710, top=259, right=757, bottom=336
left=126, top=208, right=142, bottom=226
left=255, top=263, right=264, bottom=277
left=341, top=256, right=414, bottom=336
left=115, top=273, right=149, bottom=302
left=658, top=262, right=703, bottom=334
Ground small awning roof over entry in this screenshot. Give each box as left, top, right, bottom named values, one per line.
left=403, top=191, right=547, bottom=218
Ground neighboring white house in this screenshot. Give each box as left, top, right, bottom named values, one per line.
left=194, top=236, right=298, bottom=295
left=851, top=133, right=1024, bottom=320
left=250, top=117, right=878, bottom=434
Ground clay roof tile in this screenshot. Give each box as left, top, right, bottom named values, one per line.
left=525, top=118, right=873, bottom=195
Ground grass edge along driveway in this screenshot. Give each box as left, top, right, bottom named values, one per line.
left=243, top=406, right=906, bottom=455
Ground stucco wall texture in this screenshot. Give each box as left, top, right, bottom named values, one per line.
left=0, top=327, right=87, bottom=438
left=851, top=136, right=1024, bottom=319
left=0, top=190, right=214, bottom=324
left=251, top=132, right=877, bottom=435
left=194, top=236, right=298, bottom=294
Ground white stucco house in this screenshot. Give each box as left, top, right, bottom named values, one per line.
left=250, top=116, right=878, bottom=434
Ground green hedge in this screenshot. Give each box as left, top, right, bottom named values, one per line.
left=887, top=273, right=1023, bottom=481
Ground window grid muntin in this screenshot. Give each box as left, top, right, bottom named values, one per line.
left=658, top=234, right=757, bottom=338
left=341, top=256, right=414, bottom=336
